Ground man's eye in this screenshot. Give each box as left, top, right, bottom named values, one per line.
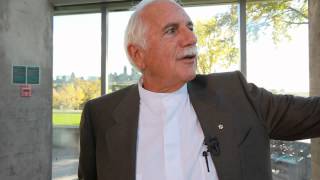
left=165, top=27, right=177, bottom=34
left=188, top=25, right=194, bottom=31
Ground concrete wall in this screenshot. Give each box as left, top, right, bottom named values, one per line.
left=310, top=0, right=320, bottom=179
left=0, top=0, right=53, bottom=180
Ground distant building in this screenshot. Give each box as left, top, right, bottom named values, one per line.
left=108, top=66, right=141, bottom=92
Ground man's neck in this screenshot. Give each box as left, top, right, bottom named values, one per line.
left=142, top=76, right=186, bottom=93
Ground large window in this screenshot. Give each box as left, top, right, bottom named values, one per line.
left=52, top=13, right=101, bottom=180
left=52, top=0, right=310, bottom=179
left=246, top=1, right=310, bottom=179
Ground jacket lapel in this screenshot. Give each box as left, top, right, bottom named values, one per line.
left=105, top=85, right=140, bottom=180
left=188, top=77, right=245, bottom=179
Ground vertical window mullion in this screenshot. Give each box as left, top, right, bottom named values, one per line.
left=101, top=7, right=107, bottom=95
left=239, top=0, right=247, bottom=77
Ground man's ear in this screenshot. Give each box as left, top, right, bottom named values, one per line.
left=127, top=44, right=146, bottom=71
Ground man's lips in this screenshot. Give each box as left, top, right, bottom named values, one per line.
left=179, top=55, right=197, bottom=60
left=178, top=55, right=197, bottom=65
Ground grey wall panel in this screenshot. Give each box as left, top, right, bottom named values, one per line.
left=0, top=0, right=53, bottom=179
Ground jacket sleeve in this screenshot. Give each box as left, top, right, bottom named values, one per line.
left=236, top=71, right=320, bottom=140
left=78, top=101, right=97, bottom=180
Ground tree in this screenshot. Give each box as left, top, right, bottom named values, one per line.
left=53, top=77, right=101, bottom=110
left=195, top=5, right=239, bottom=74
left=53, top=88, right=63, bottom=109
left=246, top=0, right=308, bottom=43
left=74, top=78, right=100, bottom=109
left=195, top=0, right=308, bottom=74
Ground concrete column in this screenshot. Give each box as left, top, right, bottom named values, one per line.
left=0, top=0, right=53, bottom=180
left=309, top=0, right=320, bottom=179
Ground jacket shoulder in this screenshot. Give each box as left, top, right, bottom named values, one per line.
left=192, top=71, right=246, bottom=90
left=86, top=84, right=138, bottom=113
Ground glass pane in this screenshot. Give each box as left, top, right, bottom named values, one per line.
left=107, top=11, right=140, bottom=94
left=53, top=13, right=101, bottom=180
left=185, top=4, right=240, bottom=74
left=246, top=0, right=310, bottom=179
left=246, top=0, right=309, bottom=96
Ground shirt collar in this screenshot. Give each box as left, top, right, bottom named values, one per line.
left=138, top=78, right=188, bottom=104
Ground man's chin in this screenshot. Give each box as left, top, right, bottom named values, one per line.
left=182, top=71, right=197, bottom=83
left=188, top=73, right=197, bottom=81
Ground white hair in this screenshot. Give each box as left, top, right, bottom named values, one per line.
left=124, top=0, right=179, bottom=71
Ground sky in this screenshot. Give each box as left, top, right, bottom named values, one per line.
left=53, top=4, right=309, bottom=94
left=53, top=13, right=101, bottom=78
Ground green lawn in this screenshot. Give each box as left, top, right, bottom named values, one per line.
left=53, top=111, right=81, bottom=126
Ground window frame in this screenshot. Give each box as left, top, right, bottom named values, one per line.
left=53, top=0, right=248, bottom=95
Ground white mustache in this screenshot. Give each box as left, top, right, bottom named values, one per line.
left=177, top=46, right=198, bottom=59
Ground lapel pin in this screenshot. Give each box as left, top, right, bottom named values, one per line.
left=218, top=123, right=224, bottom=130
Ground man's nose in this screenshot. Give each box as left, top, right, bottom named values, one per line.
left=180, top=26, right=197, bottom=47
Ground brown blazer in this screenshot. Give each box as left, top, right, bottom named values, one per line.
left=78, top=71, right=320, bottom=180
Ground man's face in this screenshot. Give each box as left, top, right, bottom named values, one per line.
left=139, top=1, right=197, bottom=91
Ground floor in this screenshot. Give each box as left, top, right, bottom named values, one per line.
left=52, top=147, right=79, bottom=180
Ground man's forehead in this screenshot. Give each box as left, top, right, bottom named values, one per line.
left=141, top=0, right=180, bottom=10
left=140, top=1, right=191, bottom=25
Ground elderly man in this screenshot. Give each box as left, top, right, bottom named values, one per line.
left=78, top=0, right=320, bottom=180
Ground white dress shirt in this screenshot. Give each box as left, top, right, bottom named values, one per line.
left=136, top=81, right=219, bottom=180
